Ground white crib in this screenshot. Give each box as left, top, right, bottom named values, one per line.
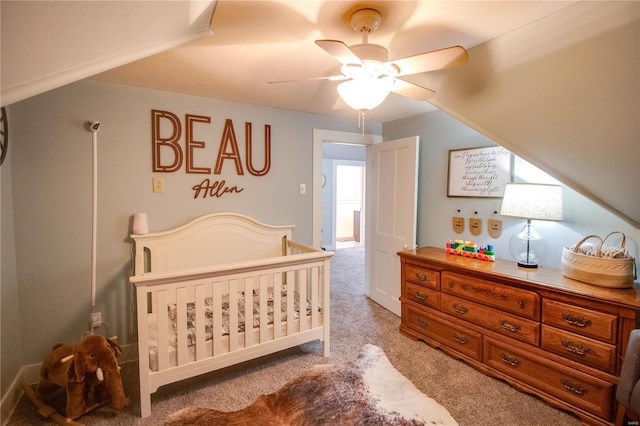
left=129, top=212, right=333, bottom=417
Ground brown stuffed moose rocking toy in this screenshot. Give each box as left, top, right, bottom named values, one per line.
left=36, top=334, right=129, bottom=420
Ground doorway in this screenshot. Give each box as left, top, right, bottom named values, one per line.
left=335, top=162, right=365, bottom=249
left=312, top=129, right=381, bottom=249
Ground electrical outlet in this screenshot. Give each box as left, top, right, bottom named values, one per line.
left=153, top=177, right=164, bottom=193
left=91, top=312, right=102, bottom=327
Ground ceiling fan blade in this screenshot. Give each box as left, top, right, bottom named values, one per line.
left=391, top=79, right=436, bottom=102
left=315, top=40, right=363, bottom=66
left=269, top=74, right=348, bottom=84
left=391, top=46, right=468, bottom=77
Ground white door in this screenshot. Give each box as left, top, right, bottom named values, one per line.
left=365, top=136, right=419, bottom=316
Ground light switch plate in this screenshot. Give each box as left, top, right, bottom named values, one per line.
left=453, top=217, right=464, bottom=233
left=469, top=218, right=482, bottom=236
left=488, top=219, right=502, bottom=238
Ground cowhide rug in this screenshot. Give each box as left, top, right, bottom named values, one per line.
left=165, top=344, right=457, bottom=425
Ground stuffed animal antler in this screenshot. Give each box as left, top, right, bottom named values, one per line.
left=37, top=335, right=129, bottom=419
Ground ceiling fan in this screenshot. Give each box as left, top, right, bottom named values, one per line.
left=271, top=8, right=468, bottom=112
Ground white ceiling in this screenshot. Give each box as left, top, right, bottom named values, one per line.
left=94, top=1, right=578, bottom=122
left=0, top=0, right=215, bottom=107
left=4, top=1, right=579, bottom=122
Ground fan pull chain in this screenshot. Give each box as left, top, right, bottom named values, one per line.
left=358, top=110, right=365, bottom=134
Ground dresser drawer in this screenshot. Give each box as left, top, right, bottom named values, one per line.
left=484, top=337, right=614, bottom=420
left=441, top=293, right=540, bottom=346
left=543, top=300, right=617, bottom=344
left=441, top=272, right=540, bottom=320
left=404, top=305, right=482, bottom=361
left=541, top=325, right=617, bottom=374
left=405, top=283, right=440, bottom=309
left=404, top=264, right=439, bottom=289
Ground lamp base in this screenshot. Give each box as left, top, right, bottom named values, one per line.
left=509, top=219, right=546, bottom=269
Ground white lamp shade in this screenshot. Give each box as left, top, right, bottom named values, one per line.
left=500, top=183, right=563, bottom=221
left=337, top=76, right=393, bottom=111
left=133, top=213, right=149, bottom=235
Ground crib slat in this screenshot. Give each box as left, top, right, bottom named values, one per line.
left=176, top=287, right=188, bottom=366
left=259, top=275, right=268, bottom=343
left=157, top=290, right=170, bottom=372
left=298, top=268, right=307, bottom=332
left=194, top=284, right=206, bottom=361
left=243, top=277, right=254, bottom=347
left=229, top=279, right=238, bottom=352
left=286, top=270, right=295, bottom=336
left=212, top=283, right=222, bottom=356
left=311, top=266, right=319, bottom=329
left=273, top=272, right=282, bottom=340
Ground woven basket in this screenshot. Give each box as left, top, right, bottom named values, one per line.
left=562, top=232, right=637, bottom=289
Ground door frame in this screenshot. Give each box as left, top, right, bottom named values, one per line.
left=312, top=129, right=381, bottom=248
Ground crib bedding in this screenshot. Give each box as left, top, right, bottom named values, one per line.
left=148, top=286, right=319, bottom=371
left=147, top=315, right=318, bottom=371
left=167, top=286, right=313, bottom=346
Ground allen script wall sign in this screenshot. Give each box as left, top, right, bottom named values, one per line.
left=447, top=146, right=512, bottom=198
left=151, top=109, right=272, bottom=199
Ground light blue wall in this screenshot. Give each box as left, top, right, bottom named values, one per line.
left=384, top=110, right=639, bottom=270
left=3, top=78, right=380, bottom=372
left=1, top=143, right=22, bottom=395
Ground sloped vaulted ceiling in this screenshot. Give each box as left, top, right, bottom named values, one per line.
left=426, top=1, right=640, bottom=227
left=0, top=0, right=217, bottom=106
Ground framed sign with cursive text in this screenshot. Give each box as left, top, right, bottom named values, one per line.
left=447, top=146, right=512, bottom=198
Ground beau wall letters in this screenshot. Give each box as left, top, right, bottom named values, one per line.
left=151, top=109, right=272, bottom=199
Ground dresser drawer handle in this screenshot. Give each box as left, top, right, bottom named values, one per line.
left=415, top=292, right=429, bottom=301
left=562, top=313, right=592, bottom=328
left=561, top=379, right=587, bottom=395
left=415, top=272, right=427, bottom=281
left=499, top=320, right=521, bottom=333
left=453, top=333, right=469, bottom=345
left=452, top=304, right=468, bottom=315
left=561, top=340, right=590, bottom=356
left=501, top=353, right=520, bottom=366
left=416, top=317, right=430, bottom=327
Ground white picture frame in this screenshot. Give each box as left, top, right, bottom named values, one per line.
left=447, top=146, right=513, bottom=198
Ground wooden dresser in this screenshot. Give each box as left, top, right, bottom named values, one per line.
left=399, top=246, right=640, bottom=426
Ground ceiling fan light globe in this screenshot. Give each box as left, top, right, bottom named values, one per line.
left=337, top=76, right=393, bottom=111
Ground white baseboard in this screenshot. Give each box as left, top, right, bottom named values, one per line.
left=1, top=343, right=137, bottom=425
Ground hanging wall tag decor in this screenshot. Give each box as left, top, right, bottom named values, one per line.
left=453, top=217, right=464, bottom=233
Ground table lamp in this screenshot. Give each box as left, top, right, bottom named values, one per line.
left=500, top=183, right=563, bottom=268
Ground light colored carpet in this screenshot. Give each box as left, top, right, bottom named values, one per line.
left=8, top=246, right=581, bottom=425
